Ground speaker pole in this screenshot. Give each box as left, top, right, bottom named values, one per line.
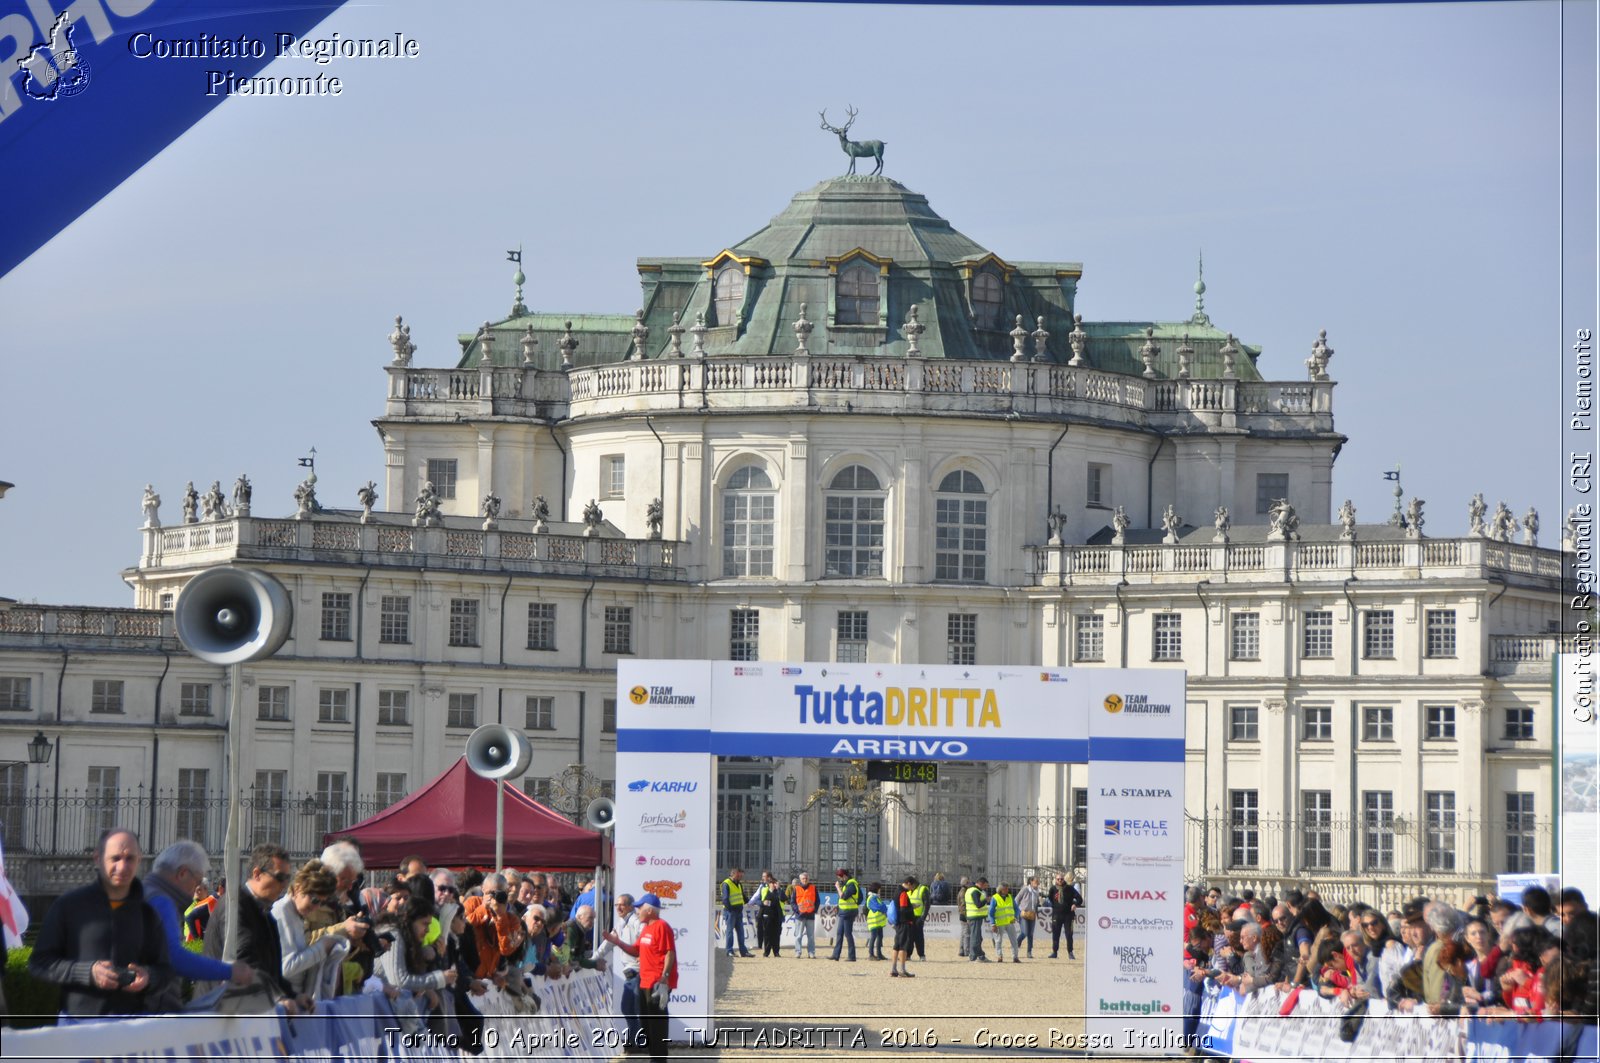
left=220, top=661, right=244, bottom=963
left=495, top=778, right=505, bottom=872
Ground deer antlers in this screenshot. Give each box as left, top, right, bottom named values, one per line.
left=819, top=106, right=858, bottom=134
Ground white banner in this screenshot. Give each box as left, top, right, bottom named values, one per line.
left=1558, top=652, right=1599, bottom=904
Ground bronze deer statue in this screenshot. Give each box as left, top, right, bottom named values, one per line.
left=820, top=106, right=885, bottom=176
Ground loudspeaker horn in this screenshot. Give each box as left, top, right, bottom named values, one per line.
left=466, top=725, right=532, bottom=780
left=585, top=797, right=616, bottom=831
left=174, top=567, right=293, bottom=665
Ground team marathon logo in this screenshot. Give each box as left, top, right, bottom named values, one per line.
left=1103, top=818, right=1170, bottom=837
left=1099, top=915, right=1176, bottom=931
left=18, top=14, right=91, bottom=101
left=627, top=779, right=699, bottom=793
left=1102, top=693, right=1171, bottom=715
left=629, top=685, right=697, bottom=706
left=1040, top=672, right=1070, bottom=683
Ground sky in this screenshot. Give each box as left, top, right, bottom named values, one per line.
left=1, top=0, right=1593, bottom=606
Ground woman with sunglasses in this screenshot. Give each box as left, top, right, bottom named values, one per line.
left=273, top=860, right=368, bottom=1002
left=1360, top=910, right=1405, bottom=997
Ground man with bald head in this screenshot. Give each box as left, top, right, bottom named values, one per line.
left=30, top=828, right=174, bottom=1017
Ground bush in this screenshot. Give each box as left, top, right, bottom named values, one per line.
left=4, top=946, right=60, bottom=1028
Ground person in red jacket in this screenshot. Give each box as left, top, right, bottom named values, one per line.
left=608, top=893, right=675, bottom=1063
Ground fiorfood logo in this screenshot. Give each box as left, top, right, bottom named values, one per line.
left=1103, top=693, right=1123, bottom=713
left=641, top=879, right=682, bottom=900
left=639, top=811, right=687, bottom=833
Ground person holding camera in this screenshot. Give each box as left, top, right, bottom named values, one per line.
left=463, top=873, right=524, bottom=984
left=30, top=828, right=174, bottom=1018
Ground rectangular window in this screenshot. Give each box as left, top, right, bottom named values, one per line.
left=601, top=697, right=617, bottom=734
left=257, top=685, right=289, bottom=722
left=1073, top=614, right=1104, bottom=662
left=87, top=766, right=120, bottom=842
left=1362, top=705, right=1394, bottom=742
left=375, top=773, right=407, bottom=808
left=602, top=455, right=626, bottom=499
left=1425, top=704, right=1457, bottom=740
left=320, top=592, right=352, bottom=642
left=1363, top=791, right=1395, bottom=871
left=0, top=764, right=24, bottom=849
left=1256, top=473, right=1289, bottom=515
left=1425, top=609, right=1457, bottom=658
left=1425, top=791, right=1457, bottom=871
left=0, top=677, right=31, bottom=711
left=251, top=770, right=286, bottom=845
left=835, top=610, right=868, bottom=663
left=176, top=768, right=209, bottom=846
left=446, top=693, right=478, bottom=729
left=1071, top=788, right=1088, bottom=870
left=730, top=609, right=759, bottom=662
left=526, top=602, right=557, bottom=651
left=1229, top=790, right=1259, bottom=868
left=379, top=596, right=411, bottom=644
left=523, top=777, right=553, bottom=803
left=525, top=695, right=555, bottom=731
left=377, top=689, right=410, bottom=727
left=947, top=613, right=977, bottom=666
left=1301, top=610, right=1334, bottom=659
left=449, top=598, right=480, bottom=648
left=315, top=772, right=347, bottom=838
left=1152, top=613, right=1182, bottom=661
left=1301, top=791, right=1333, bottom=871
left=1302, top=704, right=1333, bottom=741
left=318, top=688, right=350, bottom=724
left=1087, top=463, right=1111, bottom=507
left=1229, top=704, right=1259, bottom=742
left=179, top=682, right=212, bottom=717
left=1505, top=792, right=1536, bottom=872
left=426, top=459, right=457, bottom=500
left=90, top=679, right=124, bottom=714
left=1505, top=706, right=1534, bottom=740
left=604, top=606, right=633, bottom=655
left=1362, top=610, right=1395, bottom=659
left=1229, top=612, right=1260, bottom=661
left=159, top=593, right=174, bottom=611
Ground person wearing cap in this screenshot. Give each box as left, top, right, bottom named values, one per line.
left=830, top=869, right=861, bottom=962
left=606, top=893, right=675, bottom=1063
left=963, top=876, right=991, bottom=962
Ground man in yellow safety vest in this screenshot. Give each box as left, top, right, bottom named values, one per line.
left=830, top=868, right=860, bottom=962
left=989, top=881, right=1021, bottom=963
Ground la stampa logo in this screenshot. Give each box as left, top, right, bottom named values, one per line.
left=19, top=13, right=91, bottom=101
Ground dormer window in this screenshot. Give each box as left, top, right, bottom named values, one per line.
left=714, top=265, right=745, bottom=327
left=972, top=270, right=1003, bottom=329
left=836, top=263, right=879, bottom=325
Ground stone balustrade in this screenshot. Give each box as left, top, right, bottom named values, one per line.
left=384, top=357, right=1334, bottom=432
left=1486, top=632, right=1582, bottom=675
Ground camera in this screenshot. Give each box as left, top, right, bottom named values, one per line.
left=491, top=890, right=509, bottom=905
left=116, top=967, right=137, bottom=987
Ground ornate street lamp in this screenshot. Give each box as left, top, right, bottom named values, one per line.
left=27, top=730, right=52, bottom=764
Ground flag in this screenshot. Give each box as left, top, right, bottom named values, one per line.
left=507, top=250, right=522, bottom=264
left=298, top=457, right=315, bottom=467
left=1382, top=471, right=1400, bottom=481
left=0, top=836, right=29, bottom=949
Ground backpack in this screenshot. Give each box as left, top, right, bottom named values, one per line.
left=886, top=896, right=899, bottom=926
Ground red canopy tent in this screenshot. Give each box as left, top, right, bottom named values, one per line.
left=326, top=757, right=608, bottom=869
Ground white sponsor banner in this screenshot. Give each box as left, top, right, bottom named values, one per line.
left=0, top=1011, right=285, bottom=1061
left=617, top=659, right=713, bottom=732
left=612, top=751, right=713, bottom=850
left=1559, top=652, right=1599, bottom=904
left=614, top=843, right=714, bottom=1045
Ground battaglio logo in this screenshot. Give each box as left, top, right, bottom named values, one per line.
left=1098, top=998, right=1171, bottom=1015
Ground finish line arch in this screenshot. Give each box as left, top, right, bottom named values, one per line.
left=614, top=660, right=1185, bottom=1055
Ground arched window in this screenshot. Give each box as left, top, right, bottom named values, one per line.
left=836, top=263, right=879, bottom=325
left=934, top=470, right=987, bottom=582
left=971, top=270, right=1003, bottom=330
left=722, top=465, right=774, bottom=577
left=824, top=465, right=885, bottom=577
left=714, top=266, right=745, bottom=327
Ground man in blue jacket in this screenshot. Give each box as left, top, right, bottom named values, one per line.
left=143, top=840, right=255, bottom=1010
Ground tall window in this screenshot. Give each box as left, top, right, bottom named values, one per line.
left=179, top=683, right=212, bottom=717
left=1301, top=610, right=1334, bottom=658
left=1230, top=612, right=1260, bottom=660
left=447, top=693, right=478, bottom=729
left=1071, top=788, right=1089, bottom=869
left=816, top=760, right=882, bottom=872
left=1425, top=704, right=1456, bottom=740
left=251, top=770, right=286, bottom=845
left=1152, top=614, right=1182, bottom=661
left=1504, top=706, right=1535, bottom=740
left=926, top=765, right=989, bottom=881
left=91, top=679, right=124, bottom=714
left=315, top=772, right=347, bottom=839
left=449, top=599, right=480, bottom=648
left=1087, top=464, right=1111, bottom=507
left=1362, top=791, right=1395, bottom=870
left=1229, top=790, right=1259, bottom=868
left=730, top=609, right=759, bottom=661
left=602, top=455, right=626, bottom=499
left=379, top=596, right=411, bottom=644
left=1301, top=791, right=1332, bottom=871
left=836, top=263, right=879, bottom=325
left=835, top=610, right=868, bottom=663
left=426, top=459, right=457, bottom=500
left=1302, top=704, right=1333, bottom=741
left=1425, top=609, right=1457, bottom=657
left=934, top=470, right=987, bottom=582
left=258, top=685, right=289, bottom=722
left=318, top=688, right=350, bottom=724
left=722, top=466, right=775, bottom=577
left=1425, top=791, right=1457, bottom=871
left=1229, top=705, right=1259, bottom=742
left=971, top=269, right=1003, bottom=329
left=527, top=602, right=557, bottom=650
left=1362, top=610, right=1395, bottom=658
left=377, top=689, right=409, bottom=727
left=0, top=763, right=24, bottom=850
left=1074, top=615, right=1104, bottom=662
left=1505, top=792, right=1536, bottom=872
left=601, top=697, right=617, bottom=734
left=0, top=677, right=31, bottom=711
left=320, top=593, right=352, bottom=642
left=87, top=766, right=120, bottom=843
left=376, top=773, right=407, bottom=808
left=176, top=768, right=209, bottom=846
left=713, top=265, right=744, bottom=327
left=1362, top=705, right=1394, bottom=742
left=947, top=613, right=977, bottom=666
left=716, top=759, right=775, bottom=877
left=824, top=466, right=885, bottom=577
left=1255, top=473, right=1288, bottom=515
left=604, top=606, right=634, bottom=655
left=525, top=695, right=555, bottom=730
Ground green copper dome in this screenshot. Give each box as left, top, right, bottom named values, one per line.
left=731, top=175, right=990, bottom=265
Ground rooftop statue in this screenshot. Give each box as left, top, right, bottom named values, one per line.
left=294, top=477, right=318, bottom=519
left=1405, top=497, right=1425, bottom=539
left=1110, top=505, right=1130, bottom=545
left=646, top=497, right=664, bottom=539
left=820, top=106, right=885, bottom=176
left=1467, top=493, right=1487, bottom=537
left=413, top=480, right=441, bottom=527
left=1268, top=498, right=1300, bottom=541
left=482, top=491, right=502, bottom=530
left=1161, top=504, right=1182, bottom=544
left=141, top=484, right=161, bottom=529
left=1213, top=505, right=1230, bottom=543
left=1491, top=501, right=1516, bottom=543
left=181, top=481, right=199, bottom=524
left=1338, top=499, right=1357, bottom=540
left=357, top=481, right=378, bottom=523
left=201, top=480, right=226, bottom=522
left=233, top=474, right=252, bottom=517
left=1523, top=507, right=1539, bottom=547
left=582, top=499, right=604, bottom=536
